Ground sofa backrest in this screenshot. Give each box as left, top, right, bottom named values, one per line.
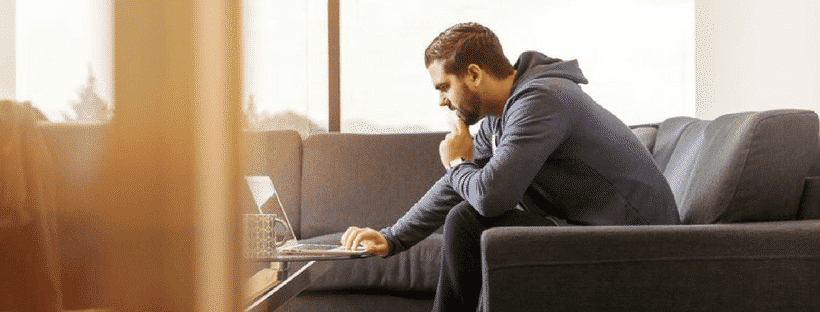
left=811, top=131, right=820, bottom=177
left=650, top=109, right=819, bottom=224
left=798, top=130, right=820, bottom=219
left=242, top=130, right=303, bottom=238
left=39, top=122, right=109, bottom=310
left=629, top=123, right=660, bottom=153
left=300, top=132, right=446, bottom=239
left=34, top=126, right=304, bottom=309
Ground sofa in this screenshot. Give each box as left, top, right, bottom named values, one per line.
left=33, top=108, right=820, bottom=311
left=479, top=109, right=820, bottom=311
left=240, top=108, right=820, bottom=311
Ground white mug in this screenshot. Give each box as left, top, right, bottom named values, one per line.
left=243, top=213, right=288, bottom=258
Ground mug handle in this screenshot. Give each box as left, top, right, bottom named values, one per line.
left=271, top=216, right=288, bottom=247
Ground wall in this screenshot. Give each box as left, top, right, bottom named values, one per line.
left=0, top=0, right=12, bottom=100
left=696, top=0, right=820, bottom=119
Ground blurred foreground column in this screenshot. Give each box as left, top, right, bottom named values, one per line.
left=104, top=1, right=243, bottom=310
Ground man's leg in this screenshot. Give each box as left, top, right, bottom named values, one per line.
left=433, top=201, right=559, bottom=312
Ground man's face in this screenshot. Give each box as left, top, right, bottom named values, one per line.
left=428, top=60, right=482, bottom=126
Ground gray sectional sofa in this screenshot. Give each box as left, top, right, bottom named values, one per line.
left=38, top=108, right=820, bottom=311
left=479, top=109, right=820, bottom=311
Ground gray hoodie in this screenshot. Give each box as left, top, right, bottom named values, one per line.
left=381, top=51, right=679, bottom=256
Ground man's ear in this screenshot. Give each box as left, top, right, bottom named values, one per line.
left=466, top=64, right=482, bottom=88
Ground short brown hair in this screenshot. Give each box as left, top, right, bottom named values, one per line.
left=424, top=23, right=515, bottom=79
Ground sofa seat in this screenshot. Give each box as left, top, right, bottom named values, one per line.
left=301, top=233, right=441, bottom=292
left=481, top=220, right=820, bottom=311
left=281, top=233, right=442, bottom=311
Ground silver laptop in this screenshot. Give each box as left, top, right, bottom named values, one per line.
left=244, top=176, right=367, bottom=257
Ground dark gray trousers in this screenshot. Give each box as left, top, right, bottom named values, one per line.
left=433, top=201, right=561, bottom=312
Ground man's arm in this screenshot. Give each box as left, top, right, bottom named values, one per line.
left=341, top=119, right=496, bottom=257
left=341, top=175, right=463, bottom=257
left=448, top=87, right=570, bottom=217
left=343, top=120, right=487, bottom=257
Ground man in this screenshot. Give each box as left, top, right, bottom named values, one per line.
left=342, top=22, right=679, bottom=311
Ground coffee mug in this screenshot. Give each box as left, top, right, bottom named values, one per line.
left=244, top=213, right=288, bottom=258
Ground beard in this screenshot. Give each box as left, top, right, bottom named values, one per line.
left=457, top=86, right=482, bottom=126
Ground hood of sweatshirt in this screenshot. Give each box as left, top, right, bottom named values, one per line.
left=512, top=51, right=589, bottom=87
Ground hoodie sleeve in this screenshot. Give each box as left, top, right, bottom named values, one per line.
left=448, top=83, right=571, bottom=217
left=379, top=175, right=463, bottom=256
left=377, top=118, right=497, bottom=256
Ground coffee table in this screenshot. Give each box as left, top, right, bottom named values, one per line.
left=244, top=254, right=370, bottom=311
left=244, top=260, right=329, bottom=311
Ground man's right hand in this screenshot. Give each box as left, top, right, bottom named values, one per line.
left=341, top=226, right=389, bottom=257
left=439, top=118, right=474, bottom=169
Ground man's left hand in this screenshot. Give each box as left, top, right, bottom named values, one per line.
left=439, top=118, right=474, bottom=168
left=341, top=226, right=389, bottom=257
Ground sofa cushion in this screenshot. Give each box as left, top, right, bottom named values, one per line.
left=653, top=109, right=819, bottom=224
left=798, top=177, right=820, bottom=220
left=1, top=102, right=61, bottom=311
left=651, top=116, right=701, bottom=174
left=287, top=291, right=434, bottom=312
left=40, top=123, right=109, bottom=310
left=629, top=124, right=659, bottom=153
left=811, top=132, right=820, bottom=177
left=653, top=117, right=710, bottom=212
left=302, top=232, right=441, bottom=292
left=242, top=130, right=302, bottom=237
left=300, top=133, right=446, bottom=239
left=481, top=222, right=820, bottom=311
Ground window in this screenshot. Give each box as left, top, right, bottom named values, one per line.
left=14, top=0, right=113, bottom=123
left=243, top=0, right=328, bottom=137
left=10, top=1, right=693, bottom=128
left=339, top=0, right=695, bottom=132
left=242, top=0, right=694, bottom=135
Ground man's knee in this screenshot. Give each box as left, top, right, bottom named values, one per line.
left=445, top=201, right=479, bottom=226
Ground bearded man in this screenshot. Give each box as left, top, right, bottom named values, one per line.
left=342, top=22, right=679, bottom=311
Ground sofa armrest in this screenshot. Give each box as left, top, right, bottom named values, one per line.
left=798, top=176, right=820, bottom=219
left=480, top=221, right=820, bottom=311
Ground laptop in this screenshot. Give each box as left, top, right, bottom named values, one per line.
left=244, top=176, right=368, bottom=257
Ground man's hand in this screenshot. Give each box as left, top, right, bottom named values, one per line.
left=439, top=118, right=474, bottom=168
left=341, top=226, right=389, bottom=257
